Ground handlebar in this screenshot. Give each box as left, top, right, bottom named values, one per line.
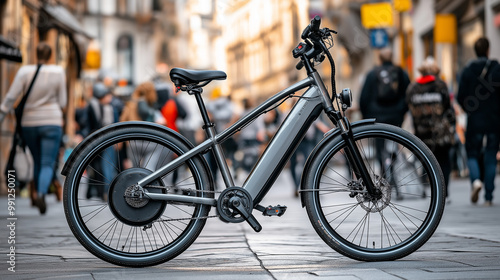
left=293, top=16, right=339, bottom=114
left=301, top=15, right=321, bottom=40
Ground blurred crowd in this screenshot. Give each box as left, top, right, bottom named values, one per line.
left=1, top=36, right=500, bottom=215
left=359, top=37, right=500, bottom=207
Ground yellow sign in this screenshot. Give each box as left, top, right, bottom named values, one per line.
left=434, top=14, right=457, bottom=44
left=394, top=0, right=411, bottom=12
left=85, top=40, right=101, bottom=70
left=85, top=49, right=101, bottom=69
left=361, top=3, right=394, bottom=29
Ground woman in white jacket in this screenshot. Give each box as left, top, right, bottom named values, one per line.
left=0, top=43, right=66, bottom=214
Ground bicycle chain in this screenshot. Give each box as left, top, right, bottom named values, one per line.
left=144, top=185, right=222, bottom=223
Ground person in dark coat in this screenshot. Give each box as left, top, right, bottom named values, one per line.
left=406, top=57, right=455, bottom=201
left=359, top=48, right=411, bottom=200
left=359, top=48, right=410, bottom=127
left=86, top=83, right=119, bottom=201
left=457, top=37, right=500, bottom=206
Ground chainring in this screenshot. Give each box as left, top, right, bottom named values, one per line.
left=217, top=187, right=253, bottom=223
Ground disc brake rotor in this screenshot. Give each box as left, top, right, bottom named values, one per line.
left=356, top=175, right=392, bottom=212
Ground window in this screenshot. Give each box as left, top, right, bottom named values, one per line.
left=116, top=34, right=133, bottom=82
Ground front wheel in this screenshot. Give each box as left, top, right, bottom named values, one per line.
left=303, top=123, right=445, bottom=261
left=63, top=125, right=213, bottom=267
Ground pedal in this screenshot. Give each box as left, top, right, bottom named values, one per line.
left=262, top=205, right=287, bottom=217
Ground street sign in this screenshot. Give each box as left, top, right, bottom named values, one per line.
left=370, top=29, right=389, bottom=48
left=394, top=0, right=412, bottom=12
left=435, top=14, right=457, bottom=44
left=361, top=3, right=394, bottom=29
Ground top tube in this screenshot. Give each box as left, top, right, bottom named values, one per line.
left=215, top=77, right=314, bottom=143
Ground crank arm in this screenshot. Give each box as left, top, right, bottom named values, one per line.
left=145, top=193, right=217, bottom=206
left=231, top=199, right=262, bottom=232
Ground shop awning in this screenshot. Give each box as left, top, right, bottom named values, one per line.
left=41, top=4, right=93, bottom=39
left=0, top=35, right=22, bottom=62
left=41, top=4, right=93, bottom=76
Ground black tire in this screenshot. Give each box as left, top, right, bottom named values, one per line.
left=63, top=125, right=213, bottom=267
left=303, top=123, right=445, bottom=261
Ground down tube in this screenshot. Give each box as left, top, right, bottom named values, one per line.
left=243, top=86, right=324, bottom=205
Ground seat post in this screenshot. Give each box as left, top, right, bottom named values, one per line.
left=191, top=88, right=212, bottom=127
left=190, top=88, right=235, bottom=188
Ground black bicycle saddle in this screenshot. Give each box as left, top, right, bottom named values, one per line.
left=170, top=68, right=226, bottom=86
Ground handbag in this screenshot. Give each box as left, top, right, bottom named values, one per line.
left=4, top=64, right=42, bottom=180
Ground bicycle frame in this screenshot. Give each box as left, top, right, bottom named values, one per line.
left=139, top=75, right=326, bottom=206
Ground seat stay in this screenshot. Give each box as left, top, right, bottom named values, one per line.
left=137, top=138, right=213, bottom=188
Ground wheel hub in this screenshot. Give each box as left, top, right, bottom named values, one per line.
left=355, top=175, right=392, bottom=212
left=108, top=168, right=166, bottom=226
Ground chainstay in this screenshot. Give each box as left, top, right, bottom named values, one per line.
left=145, top=185, right=222, bottom=194
left=154, top=215, right=219, bottom=223
left=145, top=185, right=221, bottom=222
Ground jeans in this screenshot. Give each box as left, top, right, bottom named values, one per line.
left=465, top=131, right=500, bottom=201
left=22, top=125, right=62, bottom=195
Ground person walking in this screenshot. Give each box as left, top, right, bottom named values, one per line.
left=120, top=81, right=163, bottom=124
left=359, top=48, right=410, bottom=200
left=457, top=37, right=500, bottom=206
left=0, top=43, right=66, bottom=214
left=234, top=98, right=265, bottom=176
left=406, top=57, right=456, bottom=202
left=359, top=48, right=410, bottom=127
left=87, top=82, right=119, bottom=201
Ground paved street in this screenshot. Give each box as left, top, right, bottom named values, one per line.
left=1, top=172, right=500, bottom=280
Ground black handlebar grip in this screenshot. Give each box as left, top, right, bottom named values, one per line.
left=296, top=60, right=304, bottom=70
left=310, top=15, right=321, bottom=32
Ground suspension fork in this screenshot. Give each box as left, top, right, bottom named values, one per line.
left=327, top=112, right=381, bottom=198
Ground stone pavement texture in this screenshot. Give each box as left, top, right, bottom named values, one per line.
left=1, top=173, right=500, bottom=280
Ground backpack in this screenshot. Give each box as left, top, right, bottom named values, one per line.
left=376, top=65, right=400, bottom=104
left=408, top=80, right=456, bottom=149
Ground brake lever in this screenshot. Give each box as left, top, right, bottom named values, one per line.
left=314, top=54, right=325, bottom=64
left=320, top=28, right=337, bottom=38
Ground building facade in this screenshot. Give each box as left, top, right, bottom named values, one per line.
left=220, top=0, right=310, bottom=101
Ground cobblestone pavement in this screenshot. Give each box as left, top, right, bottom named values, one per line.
left=1, top=172, right=499, bottom=280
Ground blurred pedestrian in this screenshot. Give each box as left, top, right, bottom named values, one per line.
left=120, top=81, right=165, bottom=124
left=406, top=57, right=456, bottom=202
left=234, top=98, right=265, bottom=176
left=159, top=84, right=187, bottom=132
left=457, top=37, right=500, bottom=206
left=289, top=119, right=329, bottom=197
left=176, top=90, right=203, bottom=145
left=359, top=48, right=410, bottom=200
left=0, top=42, right=66, bottom=214
left=359, top=47, right=410, bottom=126
left=87, top=82, right=119, bottom=201
left=206, top=88, right=237, bottom=175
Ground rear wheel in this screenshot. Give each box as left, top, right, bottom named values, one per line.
left=63, top=126, right=213, bottom=267
left=303, top=123, right=445, bottom=261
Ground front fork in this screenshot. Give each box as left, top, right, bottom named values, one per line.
left=327, top=111, right=382, bottom=198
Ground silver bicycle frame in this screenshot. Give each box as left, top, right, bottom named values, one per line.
left=139, top=75, right=327, bottom=206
